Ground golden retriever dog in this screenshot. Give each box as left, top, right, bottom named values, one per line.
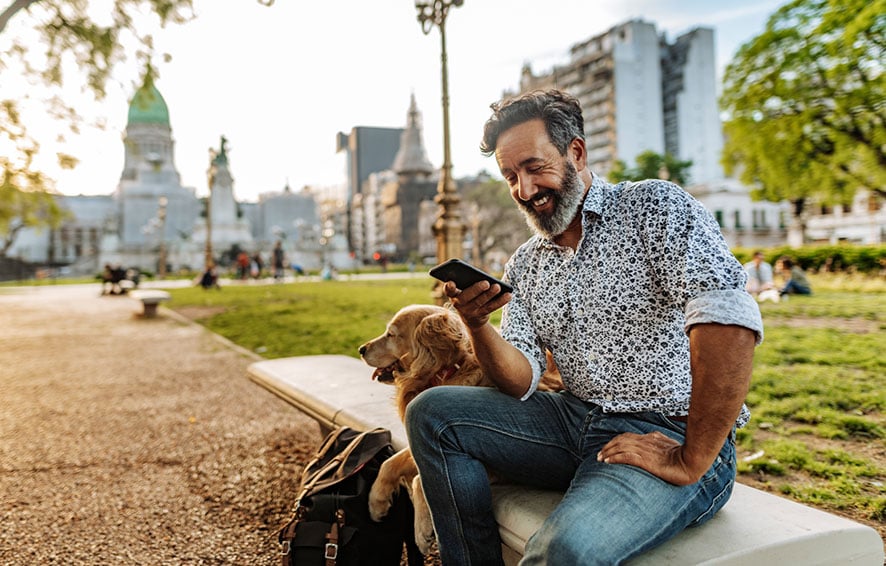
left=358, top=304, right=562, bottom=553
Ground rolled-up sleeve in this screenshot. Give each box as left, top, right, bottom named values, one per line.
left=685, top=289, right=764, bottom=344
left=501, top=263, right=546, bottom=400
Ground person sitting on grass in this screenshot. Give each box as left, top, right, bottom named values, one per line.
left=777, top=256, right=812, bottom=296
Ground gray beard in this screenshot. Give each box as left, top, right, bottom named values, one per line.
left=518, top=162, right=586, bottom=239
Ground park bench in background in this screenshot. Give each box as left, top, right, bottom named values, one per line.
left=129, top=290, right=171, bottom=318
left=248, top=354, right=884, bottom=565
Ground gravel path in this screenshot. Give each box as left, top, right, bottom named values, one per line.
left=0, top=284, right=321, bottom=564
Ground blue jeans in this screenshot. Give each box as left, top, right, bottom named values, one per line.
left=405, top=386, right=737, bottom=566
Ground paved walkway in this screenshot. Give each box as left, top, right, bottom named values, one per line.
left=0, top=283, right=321, bottom=564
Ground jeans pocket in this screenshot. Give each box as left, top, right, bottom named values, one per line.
left=691, top=476, right=734, bottom=526
left=690, top=439, right=736, bottom=526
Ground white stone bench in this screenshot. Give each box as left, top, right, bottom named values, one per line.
left=248, top=354, right=884, bottom=565
left=129, top=290, right=171, bottom=318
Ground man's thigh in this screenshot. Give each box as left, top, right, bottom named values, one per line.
left=522, top=412, right=736, bottom=564
left=406, top=386, right=588, bottom=490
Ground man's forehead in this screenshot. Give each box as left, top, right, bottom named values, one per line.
left=495, top=120, right=551, bottom=168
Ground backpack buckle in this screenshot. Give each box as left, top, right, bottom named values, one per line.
left=324, top=542, right=338, bottom=560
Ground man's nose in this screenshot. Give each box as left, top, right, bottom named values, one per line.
left=515, top=173, right=538, bottom=202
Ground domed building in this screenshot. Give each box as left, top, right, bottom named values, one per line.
left=100, top=73, right=202, bottom=270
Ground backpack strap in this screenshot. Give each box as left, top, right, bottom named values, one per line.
left=324, top=509, right=346, bottom=566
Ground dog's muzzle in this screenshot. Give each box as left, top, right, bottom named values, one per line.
left=371, top=361, right=402, bottom=384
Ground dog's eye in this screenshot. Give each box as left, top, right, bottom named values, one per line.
left=386, top=332, right=394, bottom=338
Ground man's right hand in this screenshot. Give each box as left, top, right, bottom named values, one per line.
left=444, top=280, right=510, bottom=330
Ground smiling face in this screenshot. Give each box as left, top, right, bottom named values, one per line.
left=495, top=119, right=588, bottom=241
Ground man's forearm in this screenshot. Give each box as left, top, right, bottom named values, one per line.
left=683, top=323, right=756, bottom=478
left=469, top=323, right=533, bottom=397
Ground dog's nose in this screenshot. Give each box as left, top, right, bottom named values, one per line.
left=358, top=344, right=367, bottom=356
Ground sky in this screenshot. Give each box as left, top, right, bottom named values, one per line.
left=5, top=0, right=786, bottom=203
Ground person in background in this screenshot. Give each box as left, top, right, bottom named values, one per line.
left=251, top=251, right=263, bottom=279
left=743, top=251, right=774, bottom=295
left=777, top=256, right=812, bottom=296
left=272, top=240, right=286, bottom=281
left=236, top=251, right=250, bottom=280
left=405, top=89, right=763, bottom=564
left=199, top=263, right=220, bottom=290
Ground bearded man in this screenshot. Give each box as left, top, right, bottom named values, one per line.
left=405, top=90, right=764, bottom=565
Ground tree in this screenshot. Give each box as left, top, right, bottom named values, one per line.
left=608, top=150, right=694, bottom=186
left=720, top=0, right=885, bottom=219
left=460, top=175, right=530, bottom=267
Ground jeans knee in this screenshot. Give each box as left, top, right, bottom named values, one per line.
left=525, top=524, right=610, bottom=565
left=404, top=387, right=448, bottom=442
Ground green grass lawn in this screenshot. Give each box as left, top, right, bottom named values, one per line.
left=164, top=274, right=886, bottom=533
left=165, top=278, right=446, bottom=359
left=738, top=282, right=885, bottom=527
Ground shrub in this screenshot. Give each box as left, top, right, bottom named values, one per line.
left=732, top=244, right=886, bottom=274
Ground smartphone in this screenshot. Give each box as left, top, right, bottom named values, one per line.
left=429, top=258, right=513, bottom=296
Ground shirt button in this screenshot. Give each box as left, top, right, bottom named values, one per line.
left=604, top=393, right=613, bottom=401
left=587, top=352, right=597, bottom=362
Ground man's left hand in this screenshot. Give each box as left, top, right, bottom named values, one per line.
left=596, top=431, right=703, bottom=486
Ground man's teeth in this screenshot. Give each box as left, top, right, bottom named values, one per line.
left=534, top=194, right=550, bottom=207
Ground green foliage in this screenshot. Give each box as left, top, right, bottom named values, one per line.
left=0, top=100, right=69, bottom=255
left=608, top=150, right=694, bottom=186
left=720, top=0, right=886, bottom=207
left=732, top=244, right=886, bottom=274
left=460, top=177, right=530, bottom=267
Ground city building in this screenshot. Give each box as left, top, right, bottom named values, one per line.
left=351, top=95, right=439, bottom=263
left=5, top=75, right=337, bottom=278
left=335, top=125, right=404, bottom=258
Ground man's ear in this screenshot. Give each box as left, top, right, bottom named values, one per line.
left=569, top=137, right=587, bottom=170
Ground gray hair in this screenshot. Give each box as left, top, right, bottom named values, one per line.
left=480, top=90, right=585, bottom=157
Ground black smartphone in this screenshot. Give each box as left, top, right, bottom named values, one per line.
left=429, top=258, right=513, bottom=295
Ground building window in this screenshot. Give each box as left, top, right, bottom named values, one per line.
left=714, top=210, right=724, bottom=227
left=733, top=210, right=742, bottom=230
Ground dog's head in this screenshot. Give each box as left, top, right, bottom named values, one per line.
left=359, top=304, right=478, bottom=417
left=358, top=305, right=450, bottom=382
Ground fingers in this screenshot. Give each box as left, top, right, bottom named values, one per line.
left=446, top=281, right=510, bottom=318
left=596, top=432, right=696, bottom=486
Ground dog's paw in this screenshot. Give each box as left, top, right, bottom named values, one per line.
left=368, top=479, right=395, bottom=522
left=412, top=475, right=436, bottom=554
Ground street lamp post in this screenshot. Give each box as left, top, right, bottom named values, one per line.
left=157, top=196, right=168, bottom=279
left=205, top=154, right=215, bottom=271
left=415, top=0, right=466, bottom=304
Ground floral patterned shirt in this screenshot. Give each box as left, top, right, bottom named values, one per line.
left=501, top=174, right=763, bottom=426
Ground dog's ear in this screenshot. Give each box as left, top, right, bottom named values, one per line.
left=410, top=311, right=468, bottom=372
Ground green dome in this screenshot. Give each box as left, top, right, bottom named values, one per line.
left=127, top=81, right=170, bottom=125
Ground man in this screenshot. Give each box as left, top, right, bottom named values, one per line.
left=272, top=240, right=286, bottom=281
left=405, top=90, right=763, bottom=565
left=743, top=250, right=774, bottom=296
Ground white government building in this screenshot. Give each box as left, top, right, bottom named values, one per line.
left=10, top=75, right=348, bottom=276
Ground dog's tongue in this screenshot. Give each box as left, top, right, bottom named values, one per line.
left=371, top=363, right=398, bottom=383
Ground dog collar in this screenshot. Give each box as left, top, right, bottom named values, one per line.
left=432, top=364, right=460, bottom=387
